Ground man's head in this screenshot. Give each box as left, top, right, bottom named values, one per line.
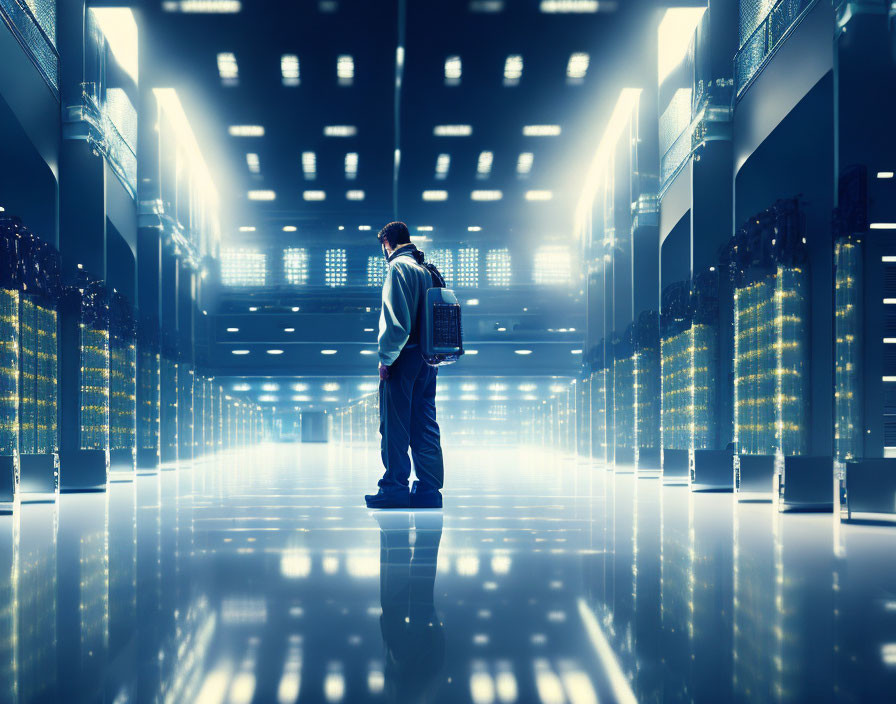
left=377, top=221, right=411, bottom=256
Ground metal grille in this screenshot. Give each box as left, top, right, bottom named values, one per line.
left=104, top=88, right=138, bottom=194
left=659, top=88, right=693, bottom=188
left=0, top=0, right=58, bottom=93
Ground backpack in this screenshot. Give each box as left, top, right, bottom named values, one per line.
left=417, top=260, right=464, bottom=366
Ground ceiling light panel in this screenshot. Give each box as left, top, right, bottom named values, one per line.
left=471, top=190, right=502, bottom=201
left=245, top=152, right=260, bottom=174
left=283, top=248, right=309, bottom=285
left=526, top=190, right=553, bottom=201
left=434, top=125, right=472, bottom=137
left=503, top=54, right=523, bottom=86
left=423, top=190, right=448, bottom=201
left=477, top=151, right=494, bottom=178
left=324, top=125, right=357, bottom=137
left=248, top=190, right=276, bottom=201
left=345, top=152, right=358, bottom=179
left=346, top=190, right=365, bottom=200
left=301, top=151, right=316, bottom=179
left=337, top=54, right=354, bottom=85
left=435, top=153, right=451, bottom=179
left=540, top=0, right=599, bottom=12
left=517, top=152, right=534, bottom=175
left=217, top=52, right=238, bottom=85
left=325, top=249, right=347, bottom=288
left=281, top=54, right=300, bottom=86
left=303, top=190, right=326, bottom=201
left=164, top=1, right=242, bottom=13
left=445, top=55, right=462, bottom=85
left=523, top=124, right=561, bottom=136
left=229, top=125, right=264, bottom=137
left=567, top=52, right=590, bottom=82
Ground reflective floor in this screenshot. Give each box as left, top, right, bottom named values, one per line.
left=1, top=444, right=895, bottom=703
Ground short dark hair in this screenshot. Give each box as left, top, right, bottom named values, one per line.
left=377, top=221, right=411, bottom=248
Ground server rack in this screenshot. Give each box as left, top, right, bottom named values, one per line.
left=136, top=315, right=161, bottom=471
left=590, top=341, right=609, bottom=466
left=159, top=333, right=178, bottom=466
left=109, top=291, right=137, bottom=475
left=17, top=228, right=60, bottom=499
left=613, top=326, right=636, bottom=471
left=634, top=310, right=661, bottom=473
left=177, top=361, right=194, bottom=463
left=0, top=220, right=21, bottom=507
left=660, top=281, right=692, bottom=483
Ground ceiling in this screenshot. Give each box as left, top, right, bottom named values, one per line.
left=142, top=0, right=653, bottom=251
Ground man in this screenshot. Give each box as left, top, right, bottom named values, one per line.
left=365, top=221, right=445, bottom=509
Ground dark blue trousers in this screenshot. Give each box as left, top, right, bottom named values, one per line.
left=378, top=345, right=444, bottom=492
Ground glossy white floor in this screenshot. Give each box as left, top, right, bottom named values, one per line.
left=1, top=442, right=895, bottom=703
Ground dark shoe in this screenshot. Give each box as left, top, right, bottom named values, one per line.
left=410, top=481, right=443, bottom=509
left=365, top=489, right=410, bottom=509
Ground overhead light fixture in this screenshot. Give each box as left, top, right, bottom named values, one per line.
left=435, top=153, right=451, bottom=179
left=658, top=7, right=707, bottom=85
left=472, top=190, right=502, bottom=201
left=292, top=394, right=311, bottom=402
left=232, top=383, right=250, bottom=391
left=248, top=306, right=258, bottom=311
left=267, top=349, right=284, bottom=355
left=517, top=152, right=534, bottom=175
left=467, top=226, right=482, bottom=232
left=226, top=327, right=239, bottom=332
left=262, top=383, right=279, bottom=391
left=229, top=125, right=264, bottom=137
left=503, top=55, right=523, bottom=86
left=526, top=190, right=553, bottom=201
left=540, top=0, right=600, bottom=12
left=345, top=152, right=358, bottom=179
left=217, top=52, right=238, bottom=85
left=90, top=8, right=139, bottom=85
left=163, top=1, right=242, bottom=12
left=303, top=190, right=326, bottom=201
left=423, top=190, right=448, bottom=201
left=360, top=349, right=376, bottom=355
left=878, top=171, right=894, bottom=179
left=477, top=151, right=494, bottom=178
left=337, top=54, right=354, bottom=85
left=358, top=225, right=372, bottom=230
left=281, top=54, right=300, bottom=86
left=445, top=55, right=462, bottom=85
left=467, top=299, right=480, bottom=305
left=238, top=226, right=256, bottom=232
left=571, top=349, right=583, bottom=354
left=346, top=190, right=365, bottom=200
left=567, top=52, right=590, bottom=82
left=258, top=395, right=277, bottom=402
left=245, top=153, right=260, bottom=174
left=248, top=190, right=276, bottom=200
left=283, top=225, right=297, bottom=232
left=323, top=382, right=340, bottom=391
left=231, top=349, right=250, bottom=355
left=871, top=223, right=896, bottom=230
left=514, top=349, right=533, bottom=355
left=469, top=1, right=504, bottom=12
left=417, top=226, right=434, bottom=232
left=324, top=125, right=357, bottom=137
left=284, top=327, right=295, bottom=333
left=320, top=349, right=338, bottom=355
left=302, top=151, right=316, bottom=179
left=291, top=306, right=300, bottom=312
left=434, top=124, right=472, bottom=137
left=523, top=124, right=561, bottom=136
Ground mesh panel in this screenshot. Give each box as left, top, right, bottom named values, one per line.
left=739, top=0, right=775, bottom=47
left=0, top=0, right=58, bottom=93
left=104, top=88, right=138, bottom=194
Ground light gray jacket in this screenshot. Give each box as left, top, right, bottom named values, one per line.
left=377, top=247, right=431, bottom=366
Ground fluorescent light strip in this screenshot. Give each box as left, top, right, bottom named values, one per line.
left=423, top=190, right=448, bottom=201
left=229, top=125, right=264, bottom=137
left=417, top=226, right=433, bottom=232
left=871, top=223, right=896, bottom=230
left=238, top=226, right=255, bottom=232
left=248, top=190, right=275, bottom=201
left=540, top=0, right=600, bottom=12
left=878, top=171, right=894, bottom=179
left=217, top=52, right=238, bottom=85
left=567, top=52, right=590, bottom=80
left=477, top=151, right=494, bottom=177
left=337, top=54, right=354, bottom=84
left=324, top=125, right=357, bottom=137
left=472, top=190, right=502, bottom=201
left=164, top=1, right=241, bottom=12
left=434, top=124, right=472, bottom=137
left=303, top=190, right=326, bottom=201
left=281, top=54, right=300, bottom=86
left=468, top=226, right=482, bottom=232
left=358, top=225, right=371, bottom=230
left=517, top=152, right=534, bottom=174
left=882, top=256, right=896, bottom=262
left=245, top=153, right=260, bottom=174
left=231, top=349, right=250, bottom=355
left=523, top=124, right=561, bottom=136
left=302, top=151, right=316, bottom=179
left=345, top=152, right=358, bottom=179
left=346, top=190, right=365, bottom=200
left=503, top=55, right=523, bottom=85
left=435, top=153, right=451, bottom=178
left=282, top=225, right=297, bottom=232
left=526, top=190, right=553, bottom=201
left=445, top=55, right=462, bottom=85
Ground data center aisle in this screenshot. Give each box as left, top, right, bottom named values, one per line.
left=0, top=443, right=895, bottom=703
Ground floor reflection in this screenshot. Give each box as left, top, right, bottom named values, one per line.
left=0, top=444, right=892, bottom=702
